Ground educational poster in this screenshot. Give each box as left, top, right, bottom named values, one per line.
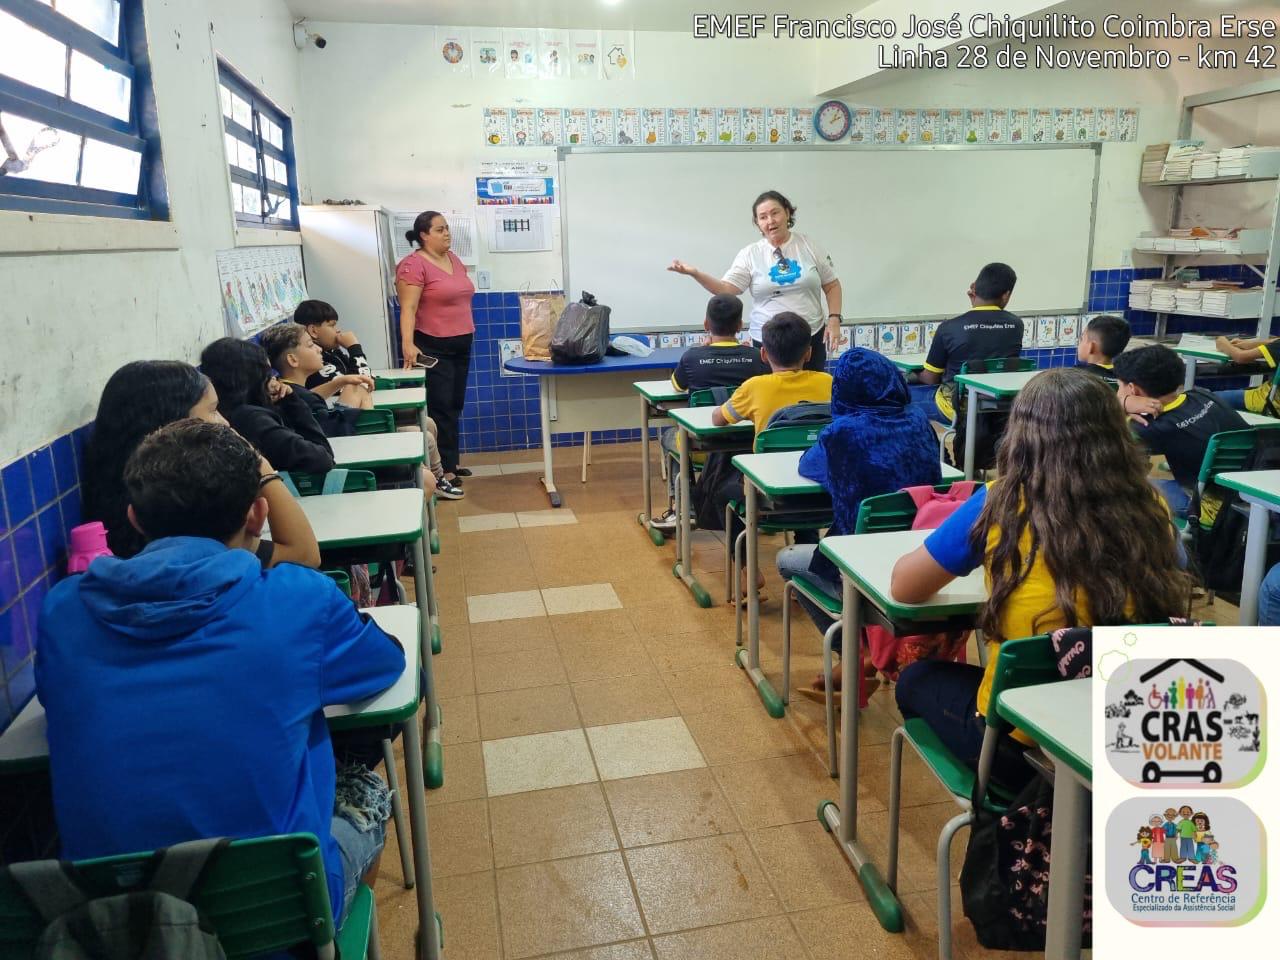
left=895, top=109, right=918, bottom=144
left=789, top=108, right=813, bottom=144
left=434, top=27, right=471, bottom=77
left=487, top=207, right=552, bottom=253
left=640, top=108, right=666, bottom=145
left=509, top=107, right=535, bottom=147
left=924, top=321, right=941, bottom=351
left=1052, top=107, right=1074, bottom=142
left=658, top=333, right=683, bottom=349
left=217, top=246, right=306, bottom=339
left=693, top=108, right=716, bottom=145
left=941, top=109, right=964, bottom=144
left=1096, top=107, right=1117, bottom=141
left=483, top=108, right=511, bottom=146
left=1037, top=315, right=1059, bottom=346
left=571, top=30, right=601, bottom=79
left=1119, top=108, right=1139, bottom=142
left=833, top=326, right=852, bottom=357
left=538, top=29, right=569, bottom=80
left=715, top=108, right=741, bottom=145
left=1031, top=108, right=1052, bottom=144
left=601, top=30, right=635, bottom=80
left=849, top=108, right=872, bottom=145
left=615, top=107, right=640, bottom=146
left=963, top=109, right=988, bottom=144
left=588, top=108, right=615, bottom=146
left=741, top=107, right=764, bottom=144
left=563, top=108, right=588, bottom=146
left=1009, top=109, right=1029, bottom=144
left=877, top=323, right=900, bottom=353
left=1074, top=107, right=1097, bottom=142
left=918, top=109, right=940, bottom=144
left=666, top=108, right=691, bottom=145
left=1022, top=320, right=1035, bottom=348
left=504, top=28, right=537, bottom=79
left=683, top=332, right=709, bottom=347
left=473, top=30, right=502, bottom=75
left=1058, top=313, right=1080, bottom=346
left=854, top=325, right=876, bottom=350
left=987, top=109, right=1009, bottom=144
left=536, top=108, right=563, bottom=147
left=475, top=162, right=555, bottom=204
left=767, top=108, right=789, bottom=145
left=872, top=109, right=892, bottom=145
left=899, top=322, right=923, bottom=353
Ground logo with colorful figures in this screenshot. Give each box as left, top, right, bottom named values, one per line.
left=1106, top=796, right=1265, bottom=925
left=1105, top=658, right=1265, bottom=788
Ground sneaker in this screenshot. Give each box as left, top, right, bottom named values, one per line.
left=650, top=509, right=678, bottom=532
left=435, top=478, right=465, bottom=500
left=453, top=467, right=473, bottom=477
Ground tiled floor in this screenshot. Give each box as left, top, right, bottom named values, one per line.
left=373, top=442, right=1222, bottom=959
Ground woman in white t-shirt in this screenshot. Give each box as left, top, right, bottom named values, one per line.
left=669, top=190, right=843, bottom=371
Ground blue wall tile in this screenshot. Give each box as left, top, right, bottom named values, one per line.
left=51, top=436, right=76, bottom=495
left=28, top=448, right=56, bottom=511
left=2, top=461, right=34, bottom=527
left=12, top=520, right=43, bottom=590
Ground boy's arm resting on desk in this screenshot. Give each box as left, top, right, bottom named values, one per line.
left=270, top=394, right=337, bottom=472
left=714, top=382, right=751, bottom=427
left=315, top=579, right=407, bottom=704
left=890, top=486, right=986, bottom=603
left=258, top=464, right=321, bottom=568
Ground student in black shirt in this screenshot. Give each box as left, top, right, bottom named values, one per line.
left=652, top=294, right=763, bottom=532
left=1113, top=344, right=1246, bottom=520
left=294, top=300, right=377, bottom=405
left=261, top=323, right=367, bottom=439
left=1076, top=313, right=1131, bottom=376
left=919, top=262, right=1023, bottom=422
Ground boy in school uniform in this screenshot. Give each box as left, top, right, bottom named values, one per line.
left=1113, top=344, right=1246, bottom=520
left=652, top=294, right=764, bottom=532
left=1076, top=313, right=1131, bottom=376
left=35, top=420, right=405, bottom=927
left=918, top=262, right=1023, bottom=422
left=296, top=299, right=374, bottom=387
left=1213, top=333, right=1280, bottom=414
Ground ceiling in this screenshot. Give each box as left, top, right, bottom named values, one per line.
left=284, top=0, right=875, bottom=31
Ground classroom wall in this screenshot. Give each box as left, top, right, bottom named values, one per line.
left=0, top=0, right=305, bottom=737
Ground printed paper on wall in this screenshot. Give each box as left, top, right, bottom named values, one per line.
left=601, top=30, right=635, bottom=80
left=666, top=108, right=691, bottom=145
left=538, top=29, right=569, bottom=80
left=789, top=108, right=813, bottom=144
left=504, top=28, right=538, bottom=79
left=571, top=30, right=601, bottom=79
left=434, top=27, right=471, bottom=77
left=766, top=108, right=789, bottom=145
left=615, top=107, right=640, bottom=146
left=641, top=108, right=666, bottom=146
left=483, top=108, right=511, bottom=146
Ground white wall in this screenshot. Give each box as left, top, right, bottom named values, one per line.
left=0, top=0, right=305, bottom=464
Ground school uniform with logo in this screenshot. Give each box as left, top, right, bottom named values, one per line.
left=1075, top=361, right=1116, bottom=378
left=670, top=341, right=766, bottom=392
left=1239, top=340, right=1277, bottom=414
left=721, top=233, right=837, bottom=342
left=1130, top=388, right=1246, bottom=493
left=923, top=306, right=1024, bottom=420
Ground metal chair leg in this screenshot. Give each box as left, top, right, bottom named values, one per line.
left=822, top=620, right=840, bottom=777
left=887, top=726, right=905, bottom=891
left=383, top=738, right=415, bottom=889
left=724, top=504, right=736, bottom=605
left=936, top=811, right=973, bottom=960
left=733, top=529, right=747, bottom=647
left=367, top=895, right=384, bottom=960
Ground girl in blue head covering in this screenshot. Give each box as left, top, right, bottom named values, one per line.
left=776, top=347, right=941, bottom=695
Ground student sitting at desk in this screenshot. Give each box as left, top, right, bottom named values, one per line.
left=296, top=298, right=374, bottom=386
left=775, top=347, right=941, bottom=695
left=82, top=360, right=319, bottom=568
left=917, top=262, right=1023, bottom=423
left=652, top=294, right=765, bottom=532
left=36, top=420, right=405, bottom=927
left=1213, top=333, right=1280, bottom=414
left=890, top=370, right=1190, bottom=788
left=1076, top=313, right=1131, bottom=376
left=1113, top=344, right=1246, bottom=520
left=260, top=323, right=372, bottom=437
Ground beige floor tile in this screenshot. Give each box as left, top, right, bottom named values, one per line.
left=465, top=562, right=542, bottom=597
left=458, top=513, right=520, bottom=533
left=604, top=768, right=739, bottom=848
left=748, top=821, right=864, bottom=911
left=651, top=916, right=807, bottom=960
left=517, top=508, right=579, bottom=527
left=559, top=637, right=655, bottom=683
left=499, top=460, right=545, bottom=475
left=460, top=463, right=504, bottom=477
left=858, top=742, right=954, bottom=810
left=626, top=601, right=722, bottom=637
left=426, top=798, right=493, bottom=878
left=467, top=589, right=547, bottom=623
left=440, top=695, right=480, bottom=745
left=586, top=717, right=707, bottom=781
left=489, top=783, right=619, bottom=867
left=473, top=647, right=568, bottom=694
left=854, top=802, right=967, bottom=894
left=713, top=754, right=877, bottom=830
left=402, top=870, right=500, bottom=960
left=428, top=741, right=489, bottom=806
left=611, top=574, right=698, bottom=607
left=791, top=901, right=940, bottom=960
left=482, top=728, right=599, bottom=797
left=496, top=852, right=645, bottom=959
left=470, top=616, right=556, bottom=658
left=660, top=664, right=770, bottom=716
left=477, top=684, right=580, bottom=740
left=625, top=834, right=780, bottom=935
left=683, top=705, right=812, bottom=765
left=573, top=674, right=679, bottom=727
left=539, top=943, right=654, bottom=960
left=644, top=631, right=735, bottom=673
left=432, top=647, right=476, bottom=698
left=542, top=583, right=624, bottom=616
left=550, top=610, right=639, bottom=645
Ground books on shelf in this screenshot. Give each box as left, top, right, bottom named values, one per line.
left=1133, top=227, right=1269, bottom=256
left=1173, top=288, right=1204, bottom=313
left=1142, top=142, right=1280, bottom=183
left=1141, top=143, right=1169, bottom=183
left=1161, top=140, right=1204, bottom=182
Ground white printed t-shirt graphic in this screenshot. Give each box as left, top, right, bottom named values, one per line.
left=722, top=232, right=837, bottom=341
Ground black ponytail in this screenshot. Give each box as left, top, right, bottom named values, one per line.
left=408, top=210, right=444, bottom=248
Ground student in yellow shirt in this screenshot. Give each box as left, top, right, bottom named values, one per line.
left=889, top=369, right=1190, bottom=789
left=1214, top=333, right=1280, bottom=414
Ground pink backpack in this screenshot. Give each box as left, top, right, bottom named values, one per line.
left=66, top=521, right=113, bottom=574
left=858, top=482, right=979, bottom=705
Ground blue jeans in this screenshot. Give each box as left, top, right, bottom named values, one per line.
left=660, top=426, right=679, bottom=502
left=1259, top=564, right=1280, bottom=626
left=776, top=544, right=841, bottom=646
left=332, top=812, right=386, bottom=925
left=1217, top=388, right=1247, bottom=411
left=1151, top=478, right=1191, bottom=520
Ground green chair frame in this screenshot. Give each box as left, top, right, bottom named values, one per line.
left=944, top=357, right=1036, bottom=472
left=886, top=634, right=1061, bottom=960
left=0, top=833, right=379, bottom=960
left=355, top=409, right=396, bottom=435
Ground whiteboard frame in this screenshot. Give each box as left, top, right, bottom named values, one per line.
left=557, top=142, right=1103, bottom=330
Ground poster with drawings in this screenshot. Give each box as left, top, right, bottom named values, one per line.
left=1037, top=315, right=1059, bottom=346
left=563, top=108, right=588, bottom=146
left=571, top=30, right=601, bottom=79
left=504, top=28, right=537, bottom=79
left=1095, top=108, right=1117, bottom=141
left=1073, top=107, right=1096, bottom=142
left=434, top=27, right=471, bottom=77
left=924, top=321, right=941, bottom=351
left=854, top=325, right=875, bottom=350
left=899, top=323, right=922, bottom=353
left=1057, top=313, right=1080, bottom=346
left=987, top=109, right=1009, bottom=143
left=472, top=30, right=502, bottom=76
left=872, top=109, right=892, bottom=145
left=833, top=326, right=852, bottom=357
left=659, top=333, right=683, bottom=349
left=918, top=109, right=939, bottom=144
left=715, top=108, right=741, bottom=145
left=641, top=108, right=666, bottom=145
left=666, top=108, right=691, bottom=145
left=1009, top=109, right=1029, bottom=144
left=1022, top=320, right=1035, bottom=348
left=1052, top=108, right=1073, bottom=143
left=509, top=108, right=535, bottom=147
left=877, top=324, right=899, bottom=353
left=588, top=108, right=616, bottom=146
left=849, top=108, right=872, bottom=145
left=941, top=109, right=964, bottom=144
left=601, top=30, right=635, bottom=80
left=538, top=29, right=569, bottom=79
left=767, top=108, right=789, bottom=145
left=895, top=109, right=918, bottom=144
left=483, top=108, right=511, bottom=146
left=615, top=107, right=640, bottom=146
left=217, top=246, right=307, bottom=339
left=693, top=108, right=715, bottom=145
left=536, top=108, right=563, bottom=147
left=963, top=109, right=987, bottom=144
left=1119, top=108, right=1138, bottom=142
left=1031, top=108, right=1052, bottom=144
left=788, top=108, right=813, bottom=144
left=741, top=107, right=764, bottom=144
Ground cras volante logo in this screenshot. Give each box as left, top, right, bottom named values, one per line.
left=1105, top=658, right=1265, bottom=788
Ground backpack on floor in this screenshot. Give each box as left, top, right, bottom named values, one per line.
left=5, top=838, right=229, bottom=960
left=551, top=291, right=611, bottom=365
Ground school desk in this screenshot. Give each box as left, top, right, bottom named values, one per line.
left=666, top=406, right=754, bottom=607
left=503, top=348, right=684, bottom=507
left=1214, top=469, right=1280, bottom=625
left=1169, top=338, right=1228, bottom=390
left=329, top=432, right=438, bottom=553
left=817, top=529, right=988, bottom=932
left=372, top=386, right=429, bottom=435
left=370, top=367, right=426, bottom=386
left=951, top=369, right=1043, bottom=479
left=1240, top=411, right=1280, bottom=428
left=632, top=379, right=689, bottom=545
left=886, top=352, right=930, bottom=373
left=997, top=679, right=1091, bottom=960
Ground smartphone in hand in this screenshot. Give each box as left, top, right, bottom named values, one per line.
left=414, top=356, right=440, bottom=370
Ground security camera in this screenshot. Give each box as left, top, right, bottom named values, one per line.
left=293, top=19, right=326, bottom=50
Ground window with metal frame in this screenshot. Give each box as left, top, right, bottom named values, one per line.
left=0, top=0, right=167, bottom=220
left=217, top=58, right=298, bottom=231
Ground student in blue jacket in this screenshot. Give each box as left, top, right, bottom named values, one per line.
left=36, top=420, right=405, bottom=927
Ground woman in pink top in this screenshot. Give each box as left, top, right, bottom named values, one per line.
left=396, top=211, right=477, bottom=477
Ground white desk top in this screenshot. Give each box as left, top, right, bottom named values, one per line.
left=330, top=432, right=425, bottom=468
left=733, top=451, right=961, bottom=494
left=887, top=352, right=930, bottom=371
left=633, top=379, right=686, bottom=403
left=669, top=405, right=753, bottom=437
left=371, top=368, right=426, bottom=384
left=953, top=370, right=1042, bottom=396
left=997, top=678, right=1091, bottom=782
left=278, top=488, right=424, bottom=547
left=372, top=388, right=427, bottom=410
left=1217, top=470, right=1280, bottom=507
left=1240, top=411, right=1280, bottom=428
left=0, top=606, right=421, bottom=767
left=1169, top=335, right=1227, bottom=362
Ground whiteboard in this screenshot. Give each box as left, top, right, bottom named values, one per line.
left=560, top=146, right=1099, bottom=332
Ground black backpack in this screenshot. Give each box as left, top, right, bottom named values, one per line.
left=550, top=291, right=611, bottom=365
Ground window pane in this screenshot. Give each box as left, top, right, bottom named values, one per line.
left=0, top=113, right=80, bottom=184
left=69, top=51, right=132, bottom=120
left=266, top=156, right=286, bottom=185
left=239, top=139, right=258, bottom=172
left=230, top=92, right=251, bottom=129
left=263, top=118, right=283, bottom=150
left=53, top=0, right=120, bottom=44
left=220, top=84, right=232, bottom=119
left=265, top=192, right=290, bottom=221
left=79, top=137, right=139, bottom=192
left=0, top=10, right=68, bottom=97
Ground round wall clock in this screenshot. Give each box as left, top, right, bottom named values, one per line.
left=814, top=100, right=852, bottom=142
